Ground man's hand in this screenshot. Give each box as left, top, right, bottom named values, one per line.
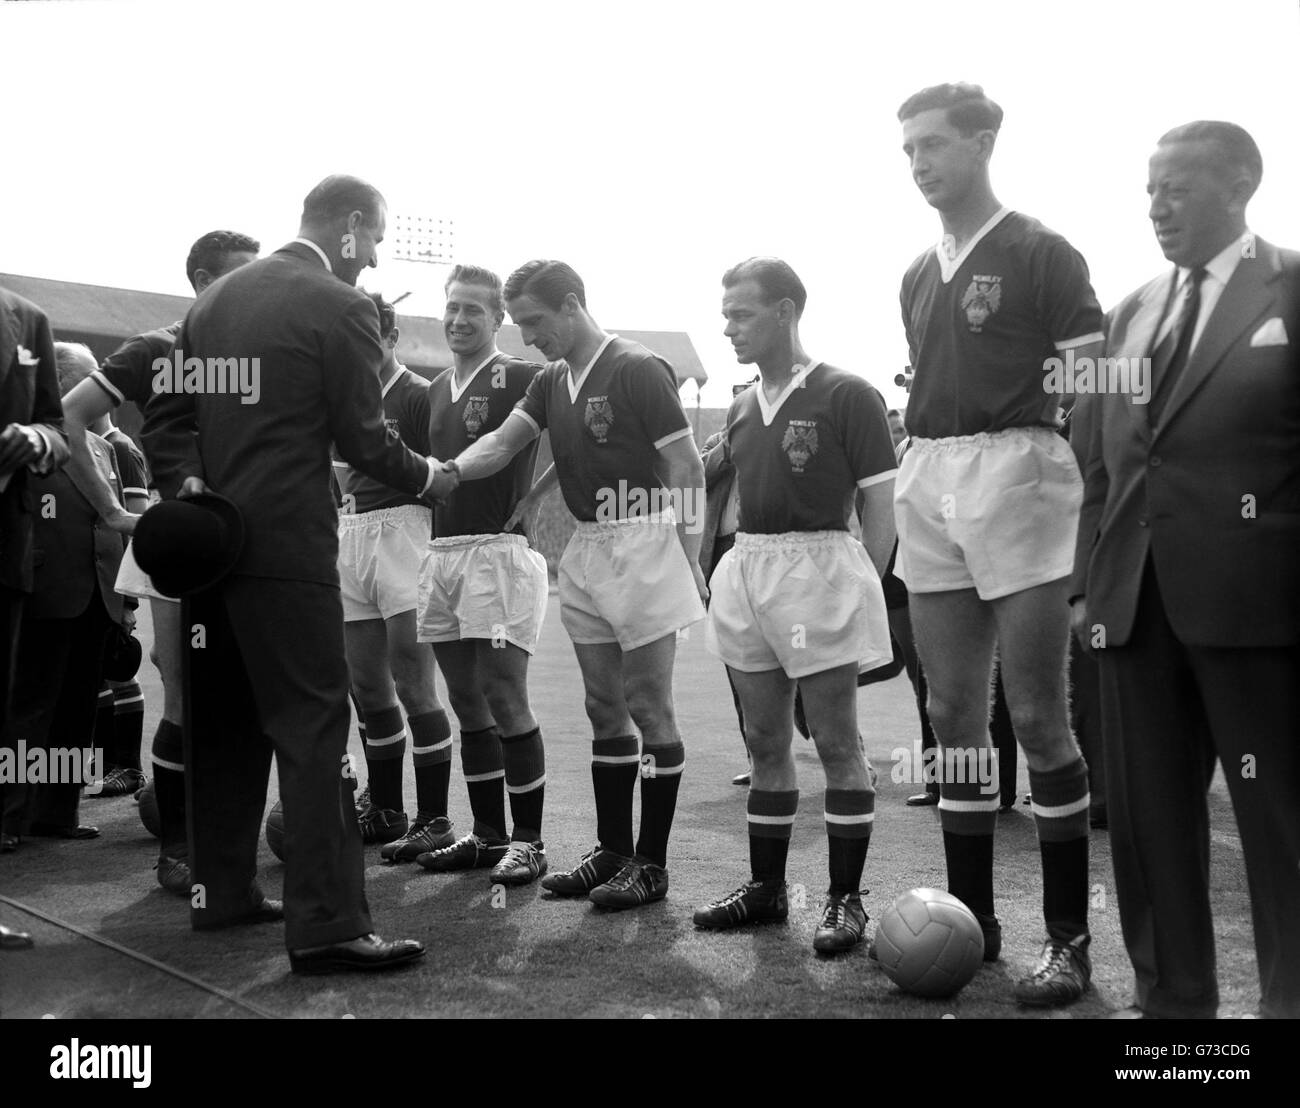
left=504, top=490, right=542, bottom=536
left=425, top=459, right=460, bottom=503
left=104, top=506, right=142, bottom=535
left=0, top=423, right=44, bottom=476
left=1069, top=596, right=1092, bottom=655
left=178, top=476, right=209, bottom=500
left=692, top=562, right=710, bottom=605
left=122, top=608, right=138, bottom=635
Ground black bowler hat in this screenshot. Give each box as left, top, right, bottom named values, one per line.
left=133, top=492, right=245, bottom=598
left=102, top=626, right=142, bottom=682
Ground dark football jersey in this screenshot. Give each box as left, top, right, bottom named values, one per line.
left=332, top=366, right=431, bottom=514
left=428, top=352, right=541, bottom=537
left=725, top=363, right=897, bottom=534
left=513, top=335, right=691, bottom=522
left=91, top=321, right=183, bottom=410
left=901, top=210, right=1104, bottom=438
left=103, top=426, right=149, bottom=501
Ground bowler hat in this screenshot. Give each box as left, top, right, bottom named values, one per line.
left=102, top=626, right=143, bottom=682
left=133, top=492, right=245, bottom=598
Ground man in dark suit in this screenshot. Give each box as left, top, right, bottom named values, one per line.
left=1071, top=121, right=1300, bottom=1019
left=2, top=344, right=130, bottom=846
left=0, top=288, right=67, bottom=950
left=143, top=175, right=437, bottom=973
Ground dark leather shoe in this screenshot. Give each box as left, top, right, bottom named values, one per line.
left=29, top=823, right=100, bottom=839
left=289, top=933, right=425, bottom=975
left=0, top=924, right=34, bottom=950
left=905, top=792, right=939, bottom=807
left=1, top=833, right=18, bottom=853
left=731, top=771, right=751, bottom=786
left=193, top=898, right=284, bottom=930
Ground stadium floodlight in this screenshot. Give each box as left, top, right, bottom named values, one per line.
left=389, top=213, right=455, bottom=265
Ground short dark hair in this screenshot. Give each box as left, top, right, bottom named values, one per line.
left=722, top=257, right=808, bottom=318
left=300, top=175, right=386, bottom=228
left=446, top=264, right=504, bottom=314
left=185, top=230, right=260, bottom=290
left=503, top=260, right=586, bottom=311
left=362, top=290, right=397, bottom=338
left=897, top=82, right=1003, bottom=136
left=1158, top=120, right=1263, bottom=192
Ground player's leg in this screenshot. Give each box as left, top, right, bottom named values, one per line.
left=380, top=609, right=454, bottom=859
left=992, top=578, right=1092, bottom=1004
left=908, top=587, right=1002, bottom=957
left=416, top=641, right=509, bottom=871
left=800, top=661, right=875, bottom=953
left=477, top=639, right=548, bottom=885
left=148, top=596, right=191, bottom=893
left=344, top=617, right=408, bottom=843
left=585, top=632, right=683, bottom=908
left=694, top=666, right=797, bottom=930
left=540, top=640, right=638, bottom=897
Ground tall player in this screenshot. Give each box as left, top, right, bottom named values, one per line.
left=896, top=84, right=1103, bottom=1004
left=695, top=259, right=897, bottom=954
left=410, top=265, right=548, bottom=885
left=331, top=292, right=454, bottom=855
left=426, top=260, right=706, bottom=910
left=60, top=230, right=259, bottom=894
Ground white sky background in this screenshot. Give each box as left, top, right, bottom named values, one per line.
left=5, top=0, right=1299, bottom=409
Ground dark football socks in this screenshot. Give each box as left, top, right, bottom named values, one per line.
left=409, top=708, right=452, bottom=823
left=110, top=680, right=144, bottom=772
left=938, top=746, right=999, bottom=918
left=635, top=741, right=684, bottom=867
left=826, top=787, right=874, bottom=894
left=361, top=705, right=406, bottom=813
left=749, top=789, right=798, bottom=883
left=591, top=735, right=639, bottom=858
left=500, top=726, right=546, bottom=842
left=150, top=719, right=187, bottom=858
left=92, top=685, right=115, bottom=770
left=461, top=726, right=506, bottom=841
left=1029, top=757, right=1091, bottom=941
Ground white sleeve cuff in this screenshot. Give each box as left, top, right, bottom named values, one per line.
left=509, top=408, right=541, bottom=437
left=1054, top=332, right=1105, bottom=352
left=856, top=468, right=898, bottom=490
left=90, top=369, right=125, bottom=406
left=654, top=426, right=693, bottom=451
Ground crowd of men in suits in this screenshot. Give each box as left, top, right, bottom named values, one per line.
left=0, top=82, right=1296, bottom=1016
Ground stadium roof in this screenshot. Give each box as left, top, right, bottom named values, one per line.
left=0, top=273, right=707, bottom=385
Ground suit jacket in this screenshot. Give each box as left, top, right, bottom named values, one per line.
left=0, top=288, right=69, bottom=592
left=142, top=242, right=431, bottom=587
left=1072, top=237, right=1300, bottom=647
left=27, top=432, right=126, bottom=623
left=698, top=430, right=735, bottom=575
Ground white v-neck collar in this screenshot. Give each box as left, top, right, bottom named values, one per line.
left=567, top=333, right=616, bottom=404
left=757, top=361, right=822, bottom=426
left=380, top=364, right=408, bottom=397
left=934, top=207, right=1011, bottom=284
left=449, top=350, right=501, bottom=403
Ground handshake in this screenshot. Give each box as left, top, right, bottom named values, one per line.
left=423, top=458, right=461, bottom=505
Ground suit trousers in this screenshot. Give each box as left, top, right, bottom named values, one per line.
left=183, top=575, right=371, bottom=949
left=1098, top=561, right=1300, bottom=1018
left=1, top=594, right=112, bottom=835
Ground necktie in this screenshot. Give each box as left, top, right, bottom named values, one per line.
left=1148, top=267, right=1206, bottom=423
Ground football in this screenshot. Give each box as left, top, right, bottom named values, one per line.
left=873, top=887, right=985, bottom=998
left=265, top=801, right=286, bottom=862
left=137, top=778, right=161, bottom=839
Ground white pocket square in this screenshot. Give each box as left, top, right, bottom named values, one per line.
left=1249, top=318, right=1289, bottom=347
left=16, top=344, right=40, bottom=366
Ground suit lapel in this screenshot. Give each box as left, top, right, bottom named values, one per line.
left=0, top=297, right=15, bottom=399
left=1157, top=241, right=1280, bottom=431
left=66, top=435, right=111, bottom=507
left=1114, top=274, right=1171, bottom=440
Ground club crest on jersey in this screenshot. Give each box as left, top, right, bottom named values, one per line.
left=781, top=420, right=819, bottom=473
left=585, top=396, right=614, bottom=443
left=463, top=397, right=490, bottom=438
left=384, top=416, right=399, bottom=436
left=961, top=275, right=1002, bottom=332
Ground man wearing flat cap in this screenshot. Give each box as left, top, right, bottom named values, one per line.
left=143, top=175, right=439, bottom=973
